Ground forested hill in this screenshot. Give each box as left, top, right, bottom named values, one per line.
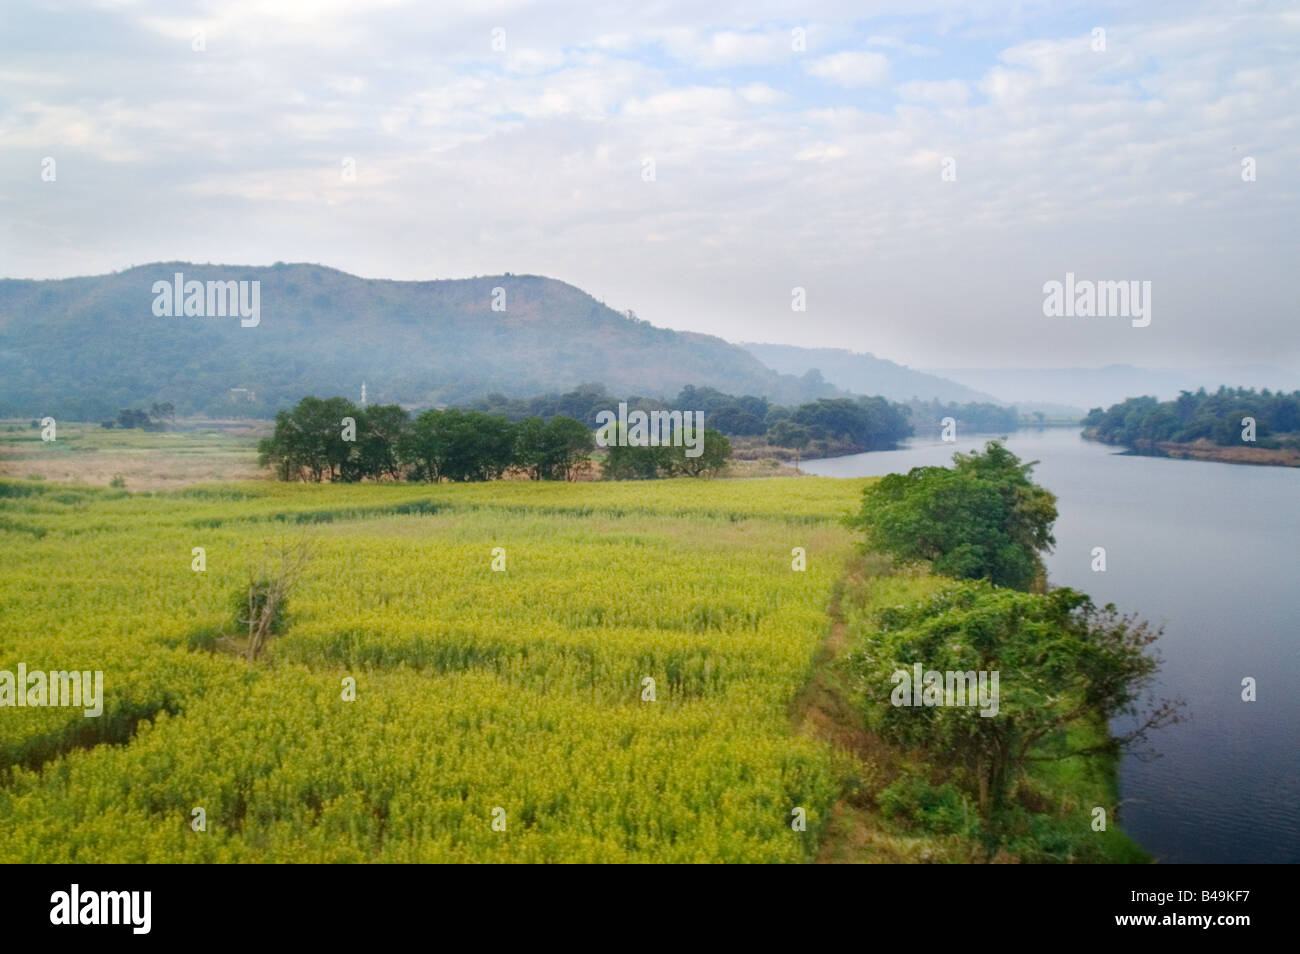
left=0, top=263, right=841, bottom=420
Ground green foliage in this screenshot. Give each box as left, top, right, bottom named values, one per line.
left=1084, top=387, right=1300, bottom=448
left=769, top=396, right=912, bottom=452
left=258, top=395, right=359, bottom=482
left=343, top=404, right=408, bottom=481
left=876, top=773, right=975, bottom=835
left=420, top=409, right=516, bottom=482
left=600, top=423, right=731, bottom=479
left=602, top=435, right=671, bottom=480
left=848, top=579, right=1180, bottom=820
left=513, top=415, right=594, bottom=480
left=849, top=440, right=1057, bottom=590
left=667, top=429, right=731, bottom=478
left=231, top=577, right=289, bottom=639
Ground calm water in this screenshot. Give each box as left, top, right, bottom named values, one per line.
left=803, top=428, right=1300, bottom=864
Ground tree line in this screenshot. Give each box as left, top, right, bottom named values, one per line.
left=470, top=384, right=915, bottom=453
left=256, top=396, right=731, bottom=482
left=1083, top=387, right=1300, bottom=448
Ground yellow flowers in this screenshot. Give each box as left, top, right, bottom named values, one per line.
left=0, top=476, right=869, bottom=862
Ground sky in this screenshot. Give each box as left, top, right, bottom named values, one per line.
left=1, top=0, right=1297, bottom=371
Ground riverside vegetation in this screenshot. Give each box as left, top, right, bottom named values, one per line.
left=1083, top=387, right=1300, bottom=466
left=0, top=433, right=1162, bottom=862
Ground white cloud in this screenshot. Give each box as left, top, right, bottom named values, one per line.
left=805, top=51, right=890, bottom=87
left=897, top=80, right=971, bottom=107
left=661, top=28, right=793, bottom=68
left=738, top=83, right=786, bottom=105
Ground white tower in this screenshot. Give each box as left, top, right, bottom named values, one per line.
left=361, top=381, right=367, bottom=406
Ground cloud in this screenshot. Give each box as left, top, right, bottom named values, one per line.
left=897, top=80, right=971, bottom=107
left=805, top=51, right=891, bottom=87
left=1, top=1, right=1297, bottom=372
left=660, top=28, right=794, bottom=68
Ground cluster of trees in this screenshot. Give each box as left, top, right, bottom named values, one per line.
left=850, top=440, right=1058, bottom=591
left=100, top=402, right=175, bottom=430
left=847, top=441, right=1180, bottom=823
left=468, top=384, right=773, bottom=435
left=257, top=396, right=731, bottom=482
left=601, top=426, right=732, bottom=479
left=851, top=581, right=1181, bottom=821
left=1083, top=387, right=1300, bottom=448
left=470, top=384, right=915, bottom=453
left=765, top=396, right=913, bottom=452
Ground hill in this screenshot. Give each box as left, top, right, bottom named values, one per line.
left=0, top=263, right=839, bottom=419
left=740, top=343, right=999, bottom=404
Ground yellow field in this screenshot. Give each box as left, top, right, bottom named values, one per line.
left=0, top=476, right=871, bottom=862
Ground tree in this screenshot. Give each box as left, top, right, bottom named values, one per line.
left=667, top=428, right=731, bottom=477
left=115, top=408, right=154, bottom=430
left=341, top=404, right=408, bottom=481
left=256, top=396, right=359, bottom=481
left=398, top=408, right=447, bottom=482
left=396, top=408, right=516, bottom=482
left=849, top=580, right=1182, bottom=819
left=230, top=537, right=313, bottom=661
left=850, top=440, right=1057, bottom=591
left=602, top=425, right=671, bottom=479
left=767, top=419, right=811, bottom=450
left=440, top=410, right=516, bottom=481
left=513, top=416, right=550, bottom=480
left=539, top=415, right=594, bottom=480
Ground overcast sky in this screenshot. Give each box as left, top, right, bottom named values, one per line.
left=2, top=0, right=1297, bottom=371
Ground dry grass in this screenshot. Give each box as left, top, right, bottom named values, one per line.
left=0, top=420, right=268, bottom=489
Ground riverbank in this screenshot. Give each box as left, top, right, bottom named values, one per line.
left=729, top=429, right=1058, bottom=466
left=803, top=552, right=1147, bottom=863
left=1082, top=428, right=1300, bottom=467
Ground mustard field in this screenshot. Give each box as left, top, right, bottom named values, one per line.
left=0, top=477, right=872, bottom=862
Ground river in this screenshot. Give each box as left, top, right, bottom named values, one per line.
left=801, top=427, right=1299, bottom=864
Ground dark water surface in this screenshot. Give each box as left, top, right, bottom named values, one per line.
left=803, top=428, right=1299, bottom=863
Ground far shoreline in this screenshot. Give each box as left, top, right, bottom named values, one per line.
left=1081, top=428, right=1300, bottom=468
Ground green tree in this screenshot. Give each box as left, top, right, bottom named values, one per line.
left=257, top=396, right=359, bottom=481
left=397, top=408, right=515, bottom=482
left=398, top=408, right=447, bottom=482
left=601, top=424, right=671, bottom=479
left=513, top=416, right=550, bottom=480
left=667, top=428, right=731, bottom=477
left=850, top=581, right=1182, bottom=819
left=341, top=404, right=408, bottom=481
left=850, top=440, right=1057, bottom=591
left=540, top=415, right=595, bottom=480
left=766, top=419, right=811, bottom=450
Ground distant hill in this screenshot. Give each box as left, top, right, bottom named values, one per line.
left=0, top=263, right=840, bottom=419
left=740, top=343, right=1000, bottom=404
left=926, top=364, right=1300, bottom=411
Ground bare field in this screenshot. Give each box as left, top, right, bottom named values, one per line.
left=0, top=420, right=270, bottom=489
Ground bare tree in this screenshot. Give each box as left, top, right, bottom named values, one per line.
left=235, top=536, right=314, bottom=661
